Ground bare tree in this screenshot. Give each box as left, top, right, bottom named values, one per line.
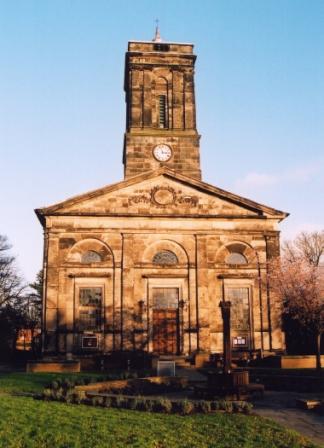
left=0, top=235, right=25, bottom=307
left=269, top=230, right=324, bottom=371
left=283, top=230, right=324, bottom=266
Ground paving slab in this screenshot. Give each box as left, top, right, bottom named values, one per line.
left=175, top=366, right=207, bottom=382
left=252, top=391, right=324, bottom=447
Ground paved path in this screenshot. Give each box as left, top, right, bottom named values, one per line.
left=175, top=366, right=207, bottom=382
left=0, top=364, right=21, bottom=373
left=252, top=391, right=324, bottom=447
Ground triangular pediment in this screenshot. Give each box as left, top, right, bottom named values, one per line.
left=35, top=168, right=288, bottom=223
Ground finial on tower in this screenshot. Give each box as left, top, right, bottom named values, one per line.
left=153, top=19, right=162, bottom=42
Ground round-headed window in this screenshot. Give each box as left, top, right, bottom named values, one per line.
left=225, top=252, right=248, bottom=265
left=81, top=250, right=102, bottom=264
left=152, top=250, right=178, bottom=266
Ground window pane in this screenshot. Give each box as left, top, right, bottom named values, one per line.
left=153, top=250, right=178, bottom=265
left=152, top=288, right=179, bottom=309
left=81, top=251, right=102, bottom=264
left=79, top=309, right=101, bottom=331
left=79, top=288, right=102, bottom=305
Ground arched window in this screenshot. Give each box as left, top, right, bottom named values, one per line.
left=153, top=250, right=178, bottom=266
left=81, top=250, right=102, bottom=264
left=225, top=252, right=248, bottom=265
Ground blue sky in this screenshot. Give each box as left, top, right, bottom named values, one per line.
left=0, top=0, right=323, bottom=282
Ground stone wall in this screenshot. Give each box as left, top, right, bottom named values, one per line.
left=42, top=207, right=284, bottom=356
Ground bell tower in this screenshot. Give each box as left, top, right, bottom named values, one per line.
left=123, top=32, right=201, bottom=180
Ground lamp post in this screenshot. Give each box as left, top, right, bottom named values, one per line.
left=219, top=300, right=232, bottom=374
left=179, top=299, right=186, bottom=355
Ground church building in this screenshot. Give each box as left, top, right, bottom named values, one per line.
left=36, top=32, right=288, bottom=360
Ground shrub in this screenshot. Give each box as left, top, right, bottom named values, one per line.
left=232, top=401, right=244, bottom=413
left=114, top=395, right=125, bottom=409
left=196, top=400, right=211, bottom=414
left=179, top=400, right=194, bottom=415
left=91, top=396, right=104, bottom=407
left=143, top=399, right=154, bottom=412
left=42, top=388, right=53, bottom=401
left=222, top=401, right=233, bottom=413
left=82, top=397, right=92, bottom=406
left=71, top=392, right=83, bottom=405
left=128, top=398, right=139, bottom=410
left=210, top=401, right=220, bottom=411
left=64, top=391, right=74, bottom=404
left=241, top=402, right=253, bottom=414
left=103, top=396, right=112, bottom=408
left=53, top=388, right=65, bottom=402
left=217, top=400, right=226, bottom=411
left=62, top=379, right=73, bottom=390
left=134, top=398, right=146, bottom=411
left=232, top=401, right=239, bottom=413
left=155, top=398, right=172, bottom=413
left=50, top=380, right=59, bottom=390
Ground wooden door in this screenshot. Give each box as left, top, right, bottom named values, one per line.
left=153, top=309, right=178, bottom=354
left=152, top=287, right=179, bottom=355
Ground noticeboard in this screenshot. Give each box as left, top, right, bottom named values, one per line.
left=82, top=336, right=98, bottom=349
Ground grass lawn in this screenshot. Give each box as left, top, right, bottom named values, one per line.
left=0, top=372, right=319, bottom=448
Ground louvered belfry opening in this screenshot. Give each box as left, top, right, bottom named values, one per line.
left=158, top=95, right=167, bottom=128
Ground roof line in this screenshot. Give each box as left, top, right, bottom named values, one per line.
left=35, top=167, right=289, bottom=221
left=128, top=40, right=194, bottom=46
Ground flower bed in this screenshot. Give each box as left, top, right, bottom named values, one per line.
left=40, top=375, right=253, bottom=415
left=41, top=387, right=252, bottom=414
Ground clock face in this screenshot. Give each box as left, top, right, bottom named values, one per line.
left=153, top=144, right=172, bottom=162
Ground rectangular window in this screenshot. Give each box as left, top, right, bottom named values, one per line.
left=225, top=287, right=250, bottom=331
left=78, top=287, right=102, bottom=331
left=159, top=95, right=167, bottom=128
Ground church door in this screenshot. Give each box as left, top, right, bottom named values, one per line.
left=152, top=288, right=179, bottom=355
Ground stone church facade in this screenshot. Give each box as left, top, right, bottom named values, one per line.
left=36, top=37, right=288, bottom=359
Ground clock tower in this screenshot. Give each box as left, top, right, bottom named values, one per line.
left=123, top=32, right=201, bottom=180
